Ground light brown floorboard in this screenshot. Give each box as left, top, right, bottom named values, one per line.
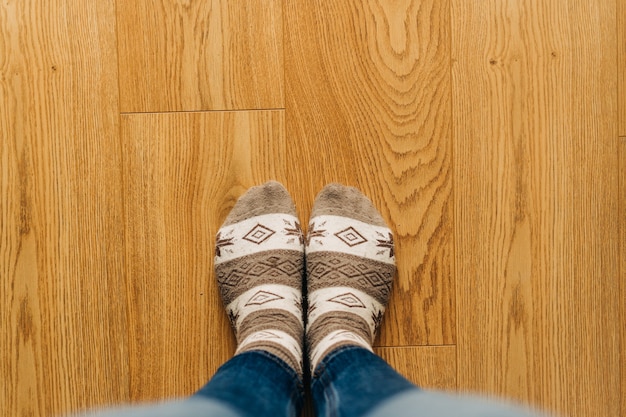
left=0, top=1, right=128, bottom=416
left=617, top=0, right=626, bottom=136
left=116, top=0, right=284, bottom=113
left=619, top=136, right=626, bottom=416
left=452, top=1, right=620, bottom=416
left=284, top=0, right=454, bottom=348
left=121, top=110, right=286, bottom=401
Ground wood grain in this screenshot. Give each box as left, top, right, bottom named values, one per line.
left=452, top=1, right=620, bottom=416
left=2, top=1, right=623, bottom=417
left=617, top=0, right=626, bottom=136
left=116, top=0, right=284, bottom=113
left=0, top=1, right=128, bottom=416
left=121, top=110, right=286, bottom=401
left=618, top=136, right=626, bottom=416
left=284, top=0, right=454, bottom=347
left=375, top=346, right=456, bottom=390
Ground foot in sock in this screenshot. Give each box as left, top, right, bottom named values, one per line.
left=214, top=181, right=305, bottom=376
left=305, top=184, right=396, bottom=373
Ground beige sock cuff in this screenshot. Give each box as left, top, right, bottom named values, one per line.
left=309, top=330, right=372, bottom=372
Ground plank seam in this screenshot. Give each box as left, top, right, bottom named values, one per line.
left=120, top=108, right=286, bottom=115
left=375, top=344, right=456, bottom=348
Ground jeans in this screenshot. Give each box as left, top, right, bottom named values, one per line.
left=311, top=346, right=415, bottom=417
left=194, top=350, right=303, bottom=417
left=79, top=347, right=545, bottom=417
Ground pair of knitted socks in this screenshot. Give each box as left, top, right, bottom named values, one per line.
left=214, top=182, right=395, bottom=376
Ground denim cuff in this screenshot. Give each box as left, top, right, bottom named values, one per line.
left=311, top=345, right=417, bottom=417
left=195, top=350, right=304, bottom=417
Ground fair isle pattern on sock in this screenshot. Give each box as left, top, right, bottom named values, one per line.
left=215, top=181, right=305, bottom=375
left=305, top=184, right=396, bottom=372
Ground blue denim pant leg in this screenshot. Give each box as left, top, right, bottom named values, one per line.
left=75, top=350, right=303, bottom=417
left=194, top=350, right=304, bottom=417
left=311, top=346, right=417, bottom=417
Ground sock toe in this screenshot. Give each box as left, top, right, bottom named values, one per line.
left=311, top=183, right=387, bottom=227
left=223, top=181, right=297, bottom=226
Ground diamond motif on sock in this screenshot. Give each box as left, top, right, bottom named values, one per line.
left=359, top=271, right=390, bottom=289
left=328, top=292, right=366, bottom=308
left=242, top=224, right=276, bottom=244
left=337, top=263, right=362, bottom=277
left=245, top=290, right=284, bottom=306
left=306, top=216, right=395, bottom=265
left=275, top=259, right=299, bottom=274
left=309, top=262, right=331, bottom=276
left=217, top=272, right=250, bottom=302
left=221, top=270, right=250, bottom=287
left=335, top=226, right=367, bottom=247
left=247, top=263, right=273, bottom=276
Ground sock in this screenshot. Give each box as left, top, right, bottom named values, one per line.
left=214, top=181, right=305, bottom=376
left=305, top=184, right=396, bottom=372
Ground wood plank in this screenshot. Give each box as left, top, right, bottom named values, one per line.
left=617, top=0, right=626, bottom=136
left=121, top=110, right=286, bottom=401
left=452, top=1, right=620, bottom=416
left=116, top=0, right=284, bottom=113
left=284, top=0, right=454, bottom=347
left=375, top=346, right=456, bottom=390
left=0, top=1, right=127, bottom=417
left=618, top=137, right=626, bottom=416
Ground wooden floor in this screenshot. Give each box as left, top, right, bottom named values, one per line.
left=1, top=1, right=623, bottom=416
